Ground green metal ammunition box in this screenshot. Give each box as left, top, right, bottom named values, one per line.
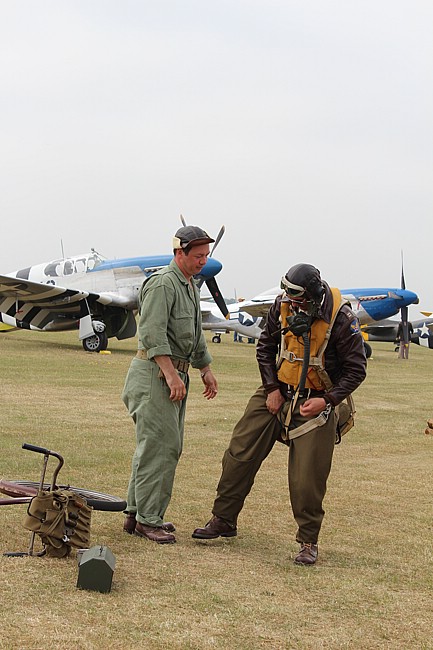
left=76, top=545, right=116, bottom=593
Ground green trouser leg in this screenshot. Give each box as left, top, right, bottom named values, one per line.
left=288, top=403, right=337, bottom=544
left=213, top=387, right=282, bottom=526
left=122, top=357, right=188, bottom=527
left=213, top=386, right=337, bottom=543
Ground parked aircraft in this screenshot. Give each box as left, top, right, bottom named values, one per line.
left=200, top=299, right=264, bottom=343
left=0, top=248, right=228, bottom=352
left=202, top=285, right=420, bottom=357
left=362, top=315, right=433, bottom=350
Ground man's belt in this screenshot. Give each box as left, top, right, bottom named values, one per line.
left=136, top=350, right=190, bottom=373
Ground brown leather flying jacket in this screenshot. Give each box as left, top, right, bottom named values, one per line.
left=256, top=282, right=367, bottom=406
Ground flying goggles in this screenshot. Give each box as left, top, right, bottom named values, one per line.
left=280, top=276, right=307, bottom=299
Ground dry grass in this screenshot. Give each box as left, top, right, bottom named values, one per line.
left=0, top=330, right=432, bottom=649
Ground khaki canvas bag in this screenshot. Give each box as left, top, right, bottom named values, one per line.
left=23, top=489, right=92, bottom=558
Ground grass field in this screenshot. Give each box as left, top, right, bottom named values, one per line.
left=0, top=330, right=432, bottom=650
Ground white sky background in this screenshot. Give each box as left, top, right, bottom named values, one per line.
left=1, top=1, right=432, bottom=318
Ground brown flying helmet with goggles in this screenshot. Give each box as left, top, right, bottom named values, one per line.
left=281, top=264, right=325, bottom=309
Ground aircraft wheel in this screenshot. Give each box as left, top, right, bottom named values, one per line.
left=82, top=331, right=108, bottom=353
left=212, top=334, right=221, bottom=344
left=363, top=341, right=372, bottom=359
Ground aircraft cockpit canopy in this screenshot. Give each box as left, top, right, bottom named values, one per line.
left=42, top=252, right=106, bottom=278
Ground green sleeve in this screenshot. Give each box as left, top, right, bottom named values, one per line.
left=138, top=279, right=174, bottom=358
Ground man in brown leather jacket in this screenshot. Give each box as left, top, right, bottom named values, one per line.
left=192, top=263, right=367, bottom=565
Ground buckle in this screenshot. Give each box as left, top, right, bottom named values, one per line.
left=286, top=351, right=304, bottom=363
left=174, top=359, right=189, bottom=373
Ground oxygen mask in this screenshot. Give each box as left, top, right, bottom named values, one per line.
left=285, top=311, right=313, bottom=336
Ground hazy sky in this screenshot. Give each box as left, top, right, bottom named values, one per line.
left=1, top=1, right=432, bottom=318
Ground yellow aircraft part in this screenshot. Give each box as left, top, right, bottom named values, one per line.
left=360, top=327, right=369, bottom=341
left=0, top=323, right=14, bottom=332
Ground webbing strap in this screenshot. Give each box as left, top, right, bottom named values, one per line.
left=281, top=296, right=350, bottom=440
left=283, top=402, right=332, bottom=441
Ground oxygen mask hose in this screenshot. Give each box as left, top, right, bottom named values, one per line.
left=285, top=311, right=312, bottom=395
left=298, top=332, right=310, bottom=394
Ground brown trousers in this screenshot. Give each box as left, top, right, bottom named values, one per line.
left=212, top=386, right=337, bottom=543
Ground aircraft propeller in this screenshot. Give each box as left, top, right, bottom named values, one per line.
left=210, top=224, right=225, bottom=257
left=398, top=252, right=410, bottom=356
left=179, top=215, right=229, bottom=318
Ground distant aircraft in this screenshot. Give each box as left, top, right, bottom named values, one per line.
left=202, top=285, right=420, bottom=357
left=0, top=246, right=228, bottom=352
left=200, top=299, right=264, bottom=343
left=362, top=315, right=433, bottom=350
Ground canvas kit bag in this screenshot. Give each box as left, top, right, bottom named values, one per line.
left=23, top=488, right=92, bottom=558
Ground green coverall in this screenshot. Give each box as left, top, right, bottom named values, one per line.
left=122, top=259, right=212, bottom=528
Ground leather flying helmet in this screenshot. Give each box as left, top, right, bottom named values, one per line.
left=281, top=263, right=324, bottom=305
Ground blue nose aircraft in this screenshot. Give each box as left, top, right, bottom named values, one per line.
left=0, top=244, right=420, bottom=356
left=0, top=243, right=228, bottom=352
left=200, top=284, right=419, bottom=359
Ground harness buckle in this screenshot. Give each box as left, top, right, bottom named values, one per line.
left=286, top=351, right=304, bottom=363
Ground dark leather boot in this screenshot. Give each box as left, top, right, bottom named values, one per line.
left=192, top=515, right=237, bottom=539
left=294, top=543, right=318, bottom=565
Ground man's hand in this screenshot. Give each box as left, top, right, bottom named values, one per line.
left=165, top=373, right=187, bottom=401
left=266, top=389, right=285, bottom=415
left=300, top=397, right=327, bottom=418
left=155, top=355, right=187, bottom=401
left=200, top=367, right=218, bottom=400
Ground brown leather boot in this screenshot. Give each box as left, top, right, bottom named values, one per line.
left=134, top=522, right=176, bottom=544
left=123, top=513, right=137, bottom=534
left=192, top=515, right=237, bottom=539
left=123, top=513, right=175, bottom=534
left=294, top=543, right=318, bottom=565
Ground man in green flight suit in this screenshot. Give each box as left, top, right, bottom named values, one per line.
left=122, top=226, right=219, bottom=544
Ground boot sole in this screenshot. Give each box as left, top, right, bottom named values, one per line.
left=192, top=530, right=237, bottom=539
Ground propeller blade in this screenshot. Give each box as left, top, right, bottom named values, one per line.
left=397, top=250, right=410, bottom=356
left=205, top=277, right=229, bottom=318
left=398, top=253, right=410, bottom=358
left=400, top=305, right=410, bottom=346
left=210, top=225, right=225, bottom=257
left=401, top=250, right=406, bottom=290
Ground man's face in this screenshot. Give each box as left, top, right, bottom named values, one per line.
left=289, top=295, right=313, bottom=314
left=176, top=243, right=210, bottom=279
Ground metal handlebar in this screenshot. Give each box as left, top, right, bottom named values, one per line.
left=21, top=443, right=64, bottom=490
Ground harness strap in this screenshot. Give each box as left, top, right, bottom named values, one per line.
left=281, top=296, right=352, bottom=440
left=282, top=399, right=332, bottom=441
left=288, top=404, right=332, bottom=440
